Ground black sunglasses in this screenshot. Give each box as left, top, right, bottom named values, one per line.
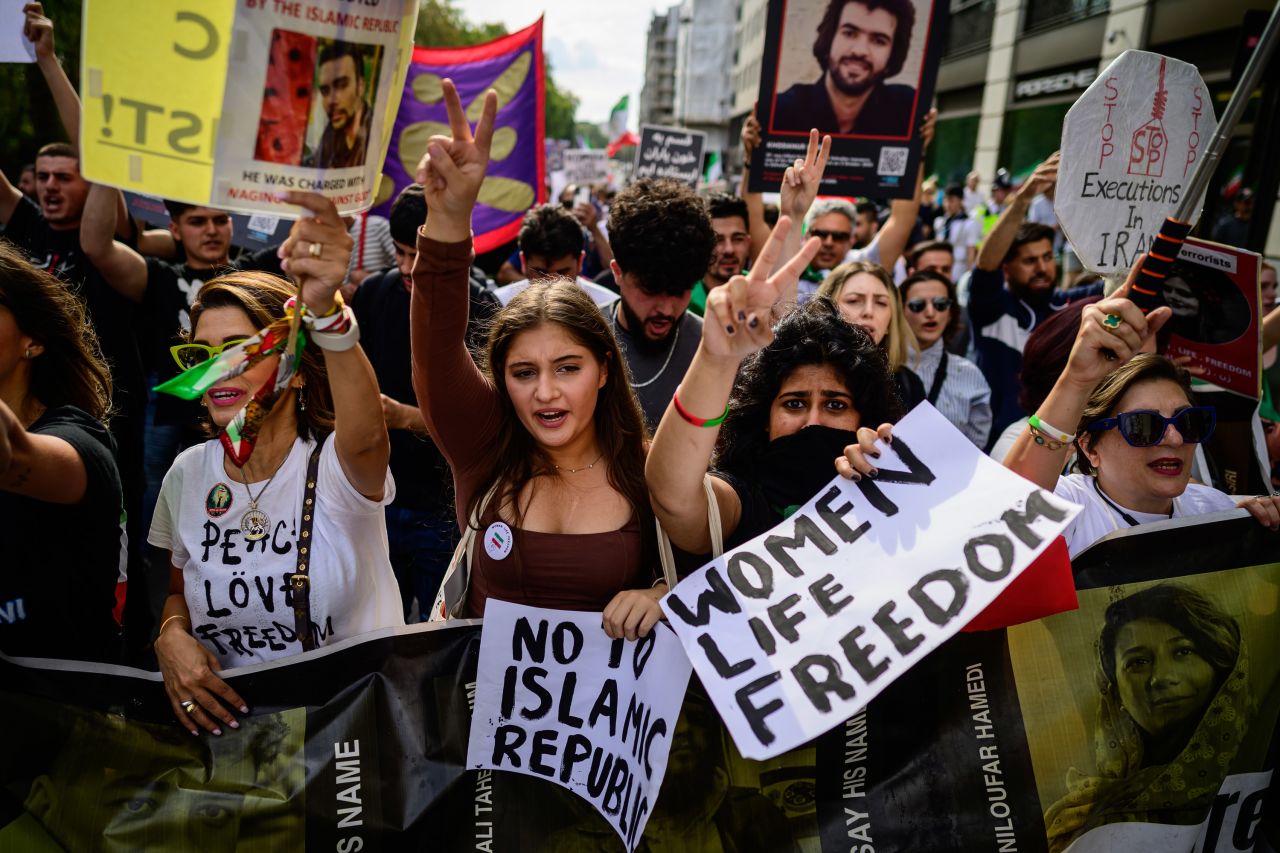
left=906, top=296, right=952, bottom=313
left=1086, top=407, right=1216, bottom=447
left=809, top=228, right=851, bottom=242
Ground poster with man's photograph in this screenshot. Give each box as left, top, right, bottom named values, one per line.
left=748, top=0, right=948, bottom=198
left=254, top=31, right=385, bottom=170
left=207, top=0, right=413, bottom=215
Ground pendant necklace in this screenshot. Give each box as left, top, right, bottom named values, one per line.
left=554, top=451, right=604, bottom=474
left=236, top=455, right=285, bottom=541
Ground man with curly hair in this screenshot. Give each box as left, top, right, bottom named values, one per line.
left=605, top=179, right=716, bottom=429
left=774, top=0, right=917, bottom=137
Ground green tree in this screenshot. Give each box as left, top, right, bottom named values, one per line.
left=574, top=122, right=609, bottom=150
left=415, top=0, right=580, bottom=141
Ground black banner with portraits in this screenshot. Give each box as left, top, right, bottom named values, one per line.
left=748, top=0, right=949, bottom=199
left=1, top=513, right=1276, bottom=850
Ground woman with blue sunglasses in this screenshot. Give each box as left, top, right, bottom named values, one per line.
left=1003, top=274, right=1280, bottom=557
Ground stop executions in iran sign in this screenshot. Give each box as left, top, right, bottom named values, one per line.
left=1056, top=51, right=1217, bottom=275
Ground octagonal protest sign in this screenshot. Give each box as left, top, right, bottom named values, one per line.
left=1056, top=50, right=1217, bottom=275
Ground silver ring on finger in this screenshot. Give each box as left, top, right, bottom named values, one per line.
left=309, top=241, right=324, bottom=259
left=180, top=699, right=197, bottom=715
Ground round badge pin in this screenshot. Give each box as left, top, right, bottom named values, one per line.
left=483, top=521, right=514, bottom=561
left=205, top=483, right=234, bottom=518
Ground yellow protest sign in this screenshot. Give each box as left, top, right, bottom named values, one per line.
left=81, top=0, right=418, bottom=216
left=81, top=2, right=233, bottom=203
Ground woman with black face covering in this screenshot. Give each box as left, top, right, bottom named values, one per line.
left=647, top=220, right=899, bottom=554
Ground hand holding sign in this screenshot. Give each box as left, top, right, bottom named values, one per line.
left=21, top=2, right=52, bottom=60
left=835, top=423, right=897, bottom=483
left=703, top=217, right=819, bottom=359
left=1065, top=256, right=1172, bottom=389
left=278, top=192, right=355, bottom=317
left=415, top=78, right=497, bottom=243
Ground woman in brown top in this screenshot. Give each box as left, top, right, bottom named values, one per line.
left=410, top=81, right=663, bottom=639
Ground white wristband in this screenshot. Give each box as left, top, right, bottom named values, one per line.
left=309, top=307, right=360, bottom=351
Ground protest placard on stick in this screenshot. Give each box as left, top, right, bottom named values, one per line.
left=632, top=125, right=706, bottom=188
left=1056, top=50, right=1218, bottom=276
left=81, top=0, right=418, bottom=216
left=467, top=600, right=692, bottom=852
left=662, top=404, right=1081, bottom=760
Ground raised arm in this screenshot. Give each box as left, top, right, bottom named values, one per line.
left=977, top=152, right=1058, bottom=272
left=646, top=218, right=820, bottom=553
left=81, top=183, right=148, bottom=302
left=25, top=4, right=80, bottom=150
left=408, top=80, right=505, bottom=495
left=1003, top=261, right=1169, bottom=488
left=871, top=109, right=936, bottom=274
left=740, top=108, right=772, bottom=266
left=278, top=191, right=387, bottom=499
left=774, top=129, right=831, bottom=302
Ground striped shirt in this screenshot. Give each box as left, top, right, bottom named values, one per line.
left=911, top=339, right=993, bottom=448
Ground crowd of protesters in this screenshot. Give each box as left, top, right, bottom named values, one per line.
left=3, top=4, right=1280, bottom=746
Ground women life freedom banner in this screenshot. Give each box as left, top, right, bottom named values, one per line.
left=80, top=0, right=419, bottom=215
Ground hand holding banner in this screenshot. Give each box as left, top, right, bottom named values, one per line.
left=662, top=404, right=1081, bottom=760
left=466, top=600, right=692, bottom=851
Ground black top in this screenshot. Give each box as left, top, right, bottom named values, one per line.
left=895, top=364, right=926, bottom=411
left=0, top=406, right=123, bottom=662
left=351, top=267, right=497, bottom=512
left=773, top=78, right=916, bottom=137
left=5, top=198, right=143, bottom=417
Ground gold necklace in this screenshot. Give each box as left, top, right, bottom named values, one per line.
left=553, top=451, right=604, bottom=474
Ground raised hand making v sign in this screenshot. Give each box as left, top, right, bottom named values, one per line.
left=408, top=82, right=677, bottom=641
left=415, top=80, right=498, bottom=243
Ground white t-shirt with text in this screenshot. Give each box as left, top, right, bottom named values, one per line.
left=149, top=436, right=403, bottom=668
left=1053, top=473, right=1237, bottom=558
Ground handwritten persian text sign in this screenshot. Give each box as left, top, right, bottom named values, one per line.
left=467, top=600, right=692, bottom=852
left=632, top=124, right=706, bottom=187
left=81, top=0, right=418, bottom=216
left=1057, top=50, right=1217, bottom=275
left=662, top=404, right=1081, bottom=760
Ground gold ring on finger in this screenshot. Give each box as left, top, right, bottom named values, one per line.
left=180, top=699, right=197, bottom=714
left=309, top=242, right=323, bottom=259
left=1101, top=313, right=1122, bottom=330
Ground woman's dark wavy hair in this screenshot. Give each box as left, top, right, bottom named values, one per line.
left=0, top=242, right=112, bottom=422
left=187, top=272, right=335, bottom=441
left=813, top=0, right=916, bottom=80
left=714, top=298, right=903, bottom=478
left=1097, top=583, right=1240, bottom=707
left=471, top=279, right=655, bottom=561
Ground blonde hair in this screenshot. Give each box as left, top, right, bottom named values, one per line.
left=816, top=261, right=915, bottom=373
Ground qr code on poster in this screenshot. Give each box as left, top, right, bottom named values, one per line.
left=877, top=146, right=909, bottom=177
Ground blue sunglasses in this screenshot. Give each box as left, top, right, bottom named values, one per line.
left=1086, top=407, right=1216, bottom=447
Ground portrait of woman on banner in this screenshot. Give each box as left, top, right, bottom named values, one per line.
left=1043, top=583, right=1251, bottom=852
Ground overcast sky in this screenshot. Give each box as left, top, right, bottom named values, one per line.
left=454, top=1, right=655, bottom=128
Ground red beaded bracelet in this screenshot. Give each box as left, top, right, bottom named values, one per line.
left=673, top=391, right=728, bottom=428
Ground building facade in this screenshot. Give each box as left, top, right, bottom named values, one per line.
left=640, top=7, right=680, bottom=127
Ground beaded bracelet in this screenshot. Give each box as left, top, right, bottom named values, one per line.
left=673, top=391, right=728, bottom=428
left=1028, top=414, right=1073, bottom=444
left=1027, top=422, right=1069, bottom=452
left=284, top=296, right=361, bottom=351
